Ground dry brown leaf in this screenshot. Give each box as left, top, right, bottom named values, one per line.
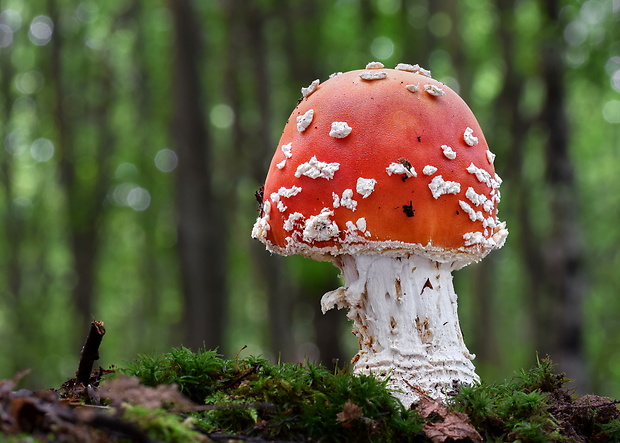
left=417, top=396, right=449, bottom=418
left=101, top=376, right=195, bottom=411
left=424, top=410, right=482, bottom=443
left=336, top=400, right=364, bottom=422
left=417, top=396, right=482, bottom=443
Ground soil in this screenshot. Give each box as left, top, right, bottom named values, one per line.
left=547, top=389, right=620, bottom=442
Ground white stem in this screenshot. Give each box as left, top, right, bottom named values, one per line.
left=321, top=254, right=478, bottom=407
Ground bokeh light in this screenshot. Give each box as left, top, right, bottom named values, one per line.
left=612, top=69, right=620, bottom=92
left=0, top=8, right=21, bottom=48
left=155, top=149, right=178, bottom=173
left=15, top=71, right=44, bottom=95
left=30, top=138, right=55, bottom=162
left=602, top=100, right=620, bottom=124
left=370, top=36, right=394, bottom=61
left=4, top=131, right=28, bottom=156
left=564, top=20, right=588, bottom=46
left=376, top=0, right=401, bottom=15
left=0, top=23, right=13, bottom=48
left=29, top=15, right=53, bottom=46
left=127, top=187, right=151, bottom=212
left=76, top=1, right=99, bottom=24
left=210, top=103, right=235, bottom=129
left=112, top=182, right=151, bottom=211
left=115, top=163, right=138, bottom=180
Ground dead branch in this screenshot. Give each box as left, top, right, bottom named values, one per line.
left=76, top=321, right=106, bottom=385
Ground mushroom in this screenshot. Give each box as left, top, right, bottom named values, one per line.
left=251, top=64, right=508, bottom=407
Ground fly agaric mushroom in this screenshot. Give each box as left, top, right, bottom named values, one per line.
left=252, top=62, right=508, bottom=407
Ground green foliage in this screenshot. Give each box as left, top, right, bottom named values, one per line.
left=123, top=347, right=231, bottom=404
left=597, top=419, right=620, bottom=442
left=78, top=351, right=618, bottom=442
left=122, top=346, right=425, bottom=442
left=513, top=356, right=571, bottom=393
left=450, top=358, right=566, bottom=442
left=122, top=404, right=208, bottom=442
left=121, top=348, right=620, bottom=442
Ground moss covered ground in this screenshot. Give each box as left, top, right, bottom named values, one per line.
left=1, top=348, right=620, bottom=442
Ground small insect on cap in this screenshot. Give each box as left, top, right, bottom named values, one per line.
left=252, top=62, right=507, bottom=267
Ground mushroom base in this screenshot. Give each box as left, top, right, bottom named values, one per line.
left=321, top=254, right=478, bottom=407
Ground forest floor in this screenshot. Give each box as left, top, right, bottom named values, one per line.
left=2, top=322, right=620, bottom=442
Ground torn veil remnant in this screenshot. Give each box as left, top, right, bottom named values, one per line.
left=251, top=63, right=508, bottom=408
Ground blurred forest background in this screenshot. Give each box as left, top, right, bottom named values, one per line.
left=1, top=0, right=619, bottom=398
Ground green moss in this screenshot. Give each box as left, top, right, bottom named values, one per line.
left=449, top=357, right=567, bottom=442
left=122, top=404, right=209, bottom=442
left=122, top=347, right=229, bottom=404
left=597, top=419, right=620, bottom=441
left=122, top=346, right=425, bottom=441
left=120, top=349, right=619, bottom=442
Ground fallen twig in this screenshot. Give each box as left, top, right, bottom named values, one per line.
left=76, top=320, right=106, bottom=385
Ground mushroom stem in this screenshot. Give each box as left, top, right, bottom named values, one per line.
left=321, top=253, right=478, bottom=407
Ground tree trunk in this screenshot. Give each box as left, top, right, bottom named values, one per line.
left=278, top=2, right=349, bottom=364
left=48, top=0, right=112, bottom=333
left=168, top=0, right=228, bottom=351
left=494, top=0, right=587, bottom=389
left=538, top=0, right=588, bottom=389
left=0, top=26, right=25, bottom=369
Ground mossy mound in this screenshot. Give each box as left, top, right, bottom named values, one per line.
left=123, top=347, right=425, bottom=441
left=120, top=349, right=620, bottom=442
left=1, top=349, right=619, bottom=442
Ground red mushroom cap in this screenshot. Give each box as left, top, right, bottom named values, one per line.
left=253, top=64, right=507, bottom=266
